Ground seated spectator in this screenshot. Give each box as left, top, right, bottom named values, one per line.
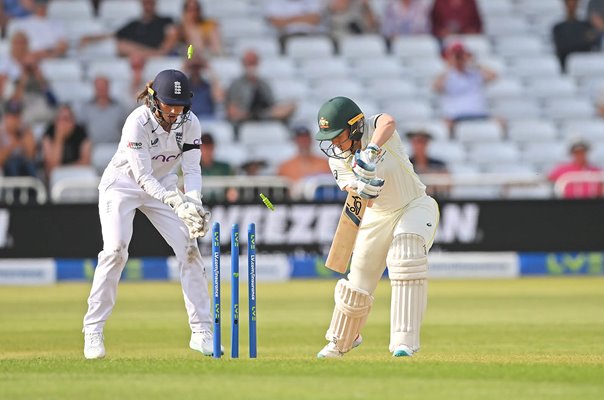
left=128, top=53, right=146, bottom=108
left=80, top=0, right=179, bottom=59
left=588, top=0, right=604, bottom=43
left=0, top=99, right=37, bottom=177
left=42, top=104, right=91, bottom=177
left=183, top=55, right=225, bottom=121
left=177, top=0, right=223, bottom=57
left=200, top=132, right=234, bottom=176
left=0, top=0, right=34, bottom=37
left=407, top=130, right=447, bottom=174
left=406, top=129, right=449, bottom=197
left=323, top=0, right=378, bottom=43
left=0, top=30, right=29, bottom=100
left=1, top=31, right=57, bottom=125
left=199, top=132, right=236, bottom=202
left=241, top=157, right=269, bottom=176
left=264, top=0, right=326, bottom=51
left=548, top=138, right=603, bottom=199
left=116, top=0, right=179, bottom=58
left=9, top=0, right=68, bottom=59
left=77, top=76, right=128, bottom=145
left=380, top=0, right=431, bottom=44
left=553, top=0, right=598, bottom=72
left=430, top=0, right=482, bottom=44
left=277, top=125, right=331, bottom=182
left=225, top=50, right=296, bottom=130
left=433, top=41, right=497, bottom=134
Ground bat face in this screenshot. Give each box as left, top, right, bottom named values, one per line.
left=325, top=192, right=368, bottom=273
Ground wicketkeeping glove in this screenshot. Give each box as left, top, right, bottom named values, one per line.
left=352, top=143, right=381, bottom=182
left=184, top=190, right=211, bottom=238
left=163, top=190, right=205, bottom=239
left=350, top=177, right=385, bottom=199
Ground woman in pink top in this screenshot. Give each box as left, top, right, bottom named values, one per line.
left=548, top=140, right=603, bottom=198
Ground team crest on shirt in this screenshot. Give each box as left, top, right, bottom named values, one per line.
left=175, top=131, right=183, bottom=150
left=319, top=117, right=329, bottom=129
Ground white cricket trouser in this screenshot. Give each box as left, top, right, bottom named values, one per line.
left=83, top=175, right=211, bottom=333
left=347, top=195, right=439, bottom=293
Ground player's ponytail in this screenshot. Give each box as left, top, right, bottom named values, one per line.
left=136, top=81, right=155, bottom=106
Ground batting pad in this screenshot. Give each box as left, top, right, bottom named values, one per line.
left=325, top=279, right=373, bottom=353
left=387, top=233, right=428, bottom=352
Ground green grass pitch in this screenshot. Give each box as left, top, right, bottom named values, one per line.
left=1, top=277, right=603, bottom=399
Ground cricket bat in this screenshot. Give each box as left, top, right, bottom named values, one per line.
left=325, top=191, right=368, bottom=273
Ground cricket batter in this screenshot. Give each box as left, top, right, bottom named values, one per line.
left=82, top=69, right=219, bottom=359
left=315, top=96, right=439, bottom=358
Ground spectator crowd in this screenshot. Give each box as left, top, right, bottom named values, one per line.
left=0, top=0, right=603, bottom=203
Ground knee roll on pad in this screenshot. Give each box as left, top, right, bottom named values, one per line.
left=386, top=233, right=427, bottom=280
left=325, top=279, right=374, bottom=353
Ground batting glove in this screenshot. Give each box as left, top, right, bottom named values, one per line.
left=352, top=143, right=381, bottom=182
left=351, top=177, right=385, bottom=199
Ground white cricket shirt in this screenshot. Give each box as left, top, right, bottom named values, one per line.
left=328, top=114, right=426, bottom=212
left=102, top=105, right=202, bottom=201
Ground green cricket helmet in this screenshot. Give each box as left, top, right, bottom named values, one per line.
left=315, top=96, right=365, bottom=159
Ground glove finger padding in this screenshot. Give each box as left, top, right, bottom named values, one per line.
left=352, top=150, right=377, bottom=182
left=354, top=178, right=385, bottom=199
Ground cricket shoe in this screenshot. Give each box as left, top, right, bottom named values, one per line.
left=392, top=344, right=414, bottom=357
left=84, top=332, right=105, bottom=359
left=317, top=335, right=363, bottom=358
left=189, top=331, right=224, bottom=356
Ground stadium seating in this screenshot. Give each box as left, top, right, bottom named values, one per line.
left=3, top=0, right=602, bottom=203
left=50, top=166, right=99, bottom=204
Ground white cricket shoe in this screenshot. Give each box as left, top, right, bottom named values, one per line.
left=84, top=332, right=105, bottom=359
left=392, top=344, right=414, bottom=357
left=317, top=335, right=363, bottom=358
left=189, top=331, right=224, bottom=356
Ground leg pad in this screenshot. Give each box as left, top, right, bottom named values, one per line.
left=325, top=279, right=373, bottom=353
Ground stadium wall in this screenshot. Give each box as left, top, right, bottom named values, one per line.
left=0, top=200, right=602, bottom=284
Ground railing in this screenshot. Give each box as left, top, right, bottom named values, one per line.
left=297, top=173, right=552, bottom=200
left=8, top=173, right=604, bottom=205
left=0, top=176, right=48, bottom=204
left=50, top=177, right=100, bottom=203
left=552, top=171, right=604, bottom=198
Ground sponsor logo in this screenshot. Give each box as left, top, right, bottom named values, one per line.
left=152, top=153, right=182, bottom=162
left=193, top=138, right=201, bottom=145
left=151, top=138, right=159, bottom=146
left=174, top=81, right=181, bottom=95
left=319, top=117, right=329, bottom=129
left=127, top=141, right=143, bottom=149
left=435, top=203, right=480, bottom=244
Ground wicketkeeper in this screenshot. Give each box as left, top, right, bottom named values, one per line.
left=82, top=69, right=221, bottom=359
left=315, top=96, right=440, bottom=357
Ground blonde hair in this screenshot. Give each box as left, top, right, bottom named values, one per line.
left=136, top=81, right=154, bottom=106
